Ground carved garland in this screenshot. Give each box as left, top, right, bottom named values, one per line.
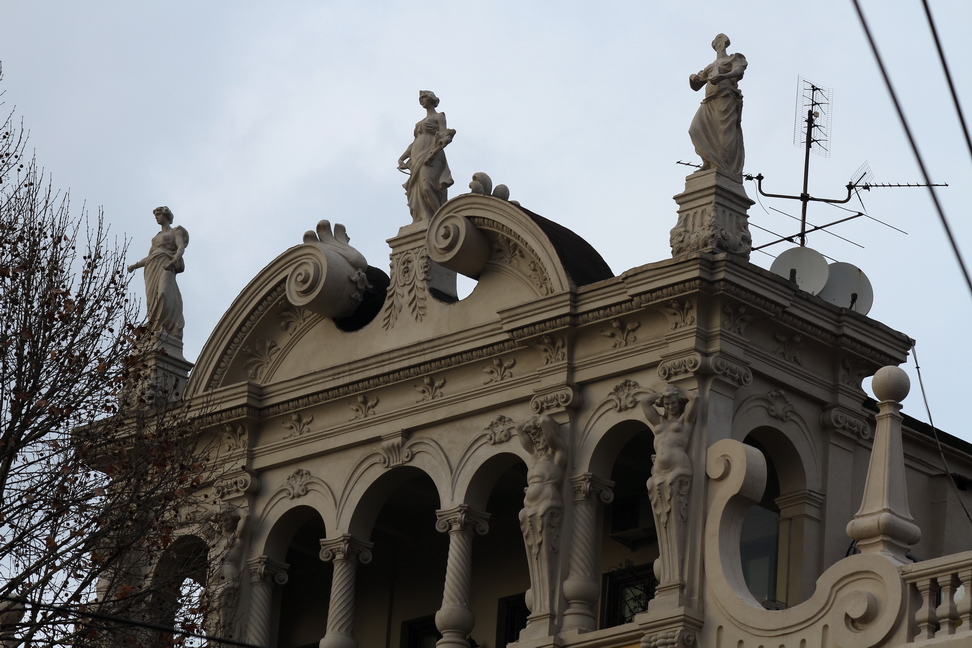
left=382, top=247, right=431, bottom=330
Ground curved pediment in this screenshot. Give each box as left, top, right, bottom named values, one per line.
left=187, top=198, right=612, bottom=396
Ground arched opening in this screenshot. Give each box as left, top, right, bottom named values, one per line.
left=150, top=535, right=209, bottom=645
left=273, top=507, right=331, bottom=648
left=740, top=435, right=784, bottom=609
left=600, top=427, right=658, bottom=628
left=467, top=456, right=530, bottom=648
left=352, top=468, right=446, bottom=648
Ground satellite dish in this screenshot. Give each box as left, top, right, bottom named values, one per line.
left=817, top=262, right=874, bottom=314
left=770, top=247, right=829, bottom=295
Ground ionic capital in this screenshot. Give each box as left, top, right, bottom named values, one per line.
left=247, top=556, right=289, bottom=586
left=319, top=534, right=373, bottom=565
left=570, top=473, right=615, bottom=505
left=435, top=505, right=490, bottom=536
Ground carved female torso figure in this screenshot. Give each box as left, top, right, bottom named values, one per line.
left=689, top=33, right=747, bottom=176
left=516, top=415, right=567, bottom=620
left=397, top=91, right=456, bottom=223
left=127, top=206, right=188, bottom=338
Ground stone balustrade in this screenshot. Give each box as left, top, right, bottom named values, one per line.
left=900, top=550, right=972, bottom=644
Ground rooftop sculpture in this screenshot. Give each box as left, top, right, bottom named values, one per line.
left=127, top=205, right=188, bottom=339
left=688, top=33, right=747, bottom=177
left=397, top=90, right=456, bottom=223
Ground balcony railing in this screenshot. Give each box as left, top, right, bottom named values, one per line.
left=900, top=550, right=972, bottom=644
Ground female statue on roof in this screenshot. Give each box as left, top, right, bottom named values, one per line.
left=397, top=90, right=456, bottom=223
left=689, top=33, right=747, bottom=176
left=127, top=206, right=188, bottom=338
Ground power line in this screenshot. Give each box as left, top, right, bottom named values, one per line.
left=921, top=0, right=972, bottom=168
left=851, top=0, right=972, bottom=300
left=0, top=595, right=261, bottom=648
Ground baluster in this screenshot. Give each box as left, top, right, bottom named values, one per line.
left=936, top=574, right=959, bottom=636
left=957, top=568, right=972, bottom=633
left=914, top=577, right=938, bottom=640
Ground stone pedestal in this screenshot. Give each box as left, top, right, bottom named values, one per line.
left=119, top=332, right=193, bottom=409
left=670, top=169, right=753, bottom=260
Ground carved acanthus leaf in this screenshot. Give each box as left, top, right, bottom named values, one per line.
left=531, top=334, right=566, bottom=365
left=382, top=248, right=430, bottom=330
left=570, top=473, right=615, bottom=505
left=319, top=535, right=373, bottom=564
left=415, top=375, right=446, bottom=402
left=281, top=412, right=314, bottom=439
left=243, top=338, right=280, bottom=382
left=765, top=390, right=795, bottom=421
left=483, top=357, right=515, bottom=384
left=485, top=416, right=516, bottom=444
left=606, top=379, right=642, bottom=412
left=601, top=318, right=640, bottom=349
left=774, top=333, right=805, bottom=365
left=379, top=431, right=412, bottom=468
left=664, top=299, right=696, bottom=330
left=435, top=505, right=490, bottom=535
left=219, top=422, right=247, bottom=453
left=722, top=303, right=755, bottom=335
left=348, top=394, right=379, bottom=421
left=528, top=260, right=553, bottom=296
left=279, top=305, right=311, bottom=335
left=281, top=469, right=313, bottom=499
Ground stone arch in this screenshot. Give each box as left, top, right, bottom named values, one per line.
left=252, top=473, right=336, bottom=558
left=148, top=534, right=209, bottom=639
left=733, top=392, right=825, bottom=606
left=338, top=445, right=450, bottom=537
left=452, top=436, right=528, bottom=510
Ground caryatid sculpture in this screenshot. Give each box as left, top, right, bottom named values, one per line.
left=689, top=33, right=747, bottom=176
left=516, top=414, right=567, bottom=634
left=204, top=504, right=250, bottom=639
left=398, top=90, right=456, bottom=223
left=127, top=206, right=188, bottom=338
left=640, top=385, right=698, bottom=588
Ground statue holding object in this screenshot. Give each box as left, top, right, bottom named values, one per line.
left=689, top=33, right=747, bottom=176
left=398, top=91, right=456, bottom=223
left=127, top=206, right=188, bottom=339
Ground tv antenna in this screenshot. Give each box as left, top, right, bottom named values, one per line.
left=750, top=77, right=945, bottom=250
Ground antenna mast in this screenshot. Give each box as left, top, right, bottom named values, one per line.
left=794, top=78, right=833, bottom=246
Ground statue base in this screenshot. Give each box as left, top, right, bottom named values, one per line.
left=670, top=169, right=754, bottom=260
left=119, top=332, right=194, bottom=410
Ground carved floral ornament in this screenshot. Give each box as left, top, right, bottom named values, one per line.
left=379, top=430, right=412, bottom=467
left=382, top=247, right=430, bottom=330
left=281, top=468, right=313, bottom=499
left=414, top=375, right=446, bottom=402
left=484, top=415, right=516, bottom=444
left=605, top=379, right=643, bottom=412
left=531, top=386, right=581, bottom=414
left=530, top=334, right=566, bottom=365
left=243, top=338, right=280, bottom=382
left=281, top=412, right=314, bottom=439
left=213, top=470, right=259, bottom=500
left=219, top=422, right=247, bottom=452
left=434, top=505, right=490, bottom=536
left=601, top=318, right=639, bottom=349
left=482, top=356, right=515, bottom=384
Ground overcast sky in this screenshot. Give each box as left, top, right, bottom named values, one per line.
left=1, top=1, right=970, bottom=441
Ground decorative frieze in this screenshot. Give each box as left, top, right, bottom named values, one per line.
left=774, top=333, right=805, bottom=365
left=414, top=375, right=446, bottom=402
left=348, top=394, right=379, bottom=421
left=281, top=412, right=314, bottom=439
left=601, top=318, right=640, bottom=348
left=482, top=357, right=515, bottom=384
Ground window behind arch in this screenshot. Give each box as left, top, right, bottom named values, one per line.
left=740, top=436, right=785, bottom=609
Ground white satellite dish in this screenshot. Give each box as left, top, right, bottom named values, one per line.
left=817, top=262, right=874, bottom=314
left=770, top=246, right=829, bottom=295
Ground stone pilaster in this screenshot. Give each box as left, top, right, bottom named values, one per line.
left=670, top=169, right=753, bottom=260
left=246, top=556, right=289, bottom=648
left=434, top=506, right=490, bottom=648
left=562, top=474, right=614, bottom=634
left=319, top=535, right=373, bottom=648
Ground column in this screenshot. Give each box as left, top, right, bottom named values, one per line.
left=319, top=535, right=373, bottom=648
left=562, top=474, right=614, bottom=633
left=246, top=556, right=289, bottom=648
left=434, top=505, right=490, bottom=648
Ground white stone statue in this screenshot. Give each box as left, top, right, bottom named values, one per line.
left=688, top=34, right=747, bottom=176
left=397, top=91, right=456, bottom=223
left=640, top=384, right=697, bottom=587
left=516, top=414, right=567, bottom=629
left=127, top=206, right=188, bottom=338
left=204, top=504, right=250, bottom=638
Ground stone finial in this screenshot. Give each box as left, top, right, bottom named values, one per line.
left=846, top=365, right=921, bottom=564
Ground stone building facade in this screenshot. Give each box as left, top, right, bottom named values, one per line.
left=147, top=166, right=972, bottom=648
